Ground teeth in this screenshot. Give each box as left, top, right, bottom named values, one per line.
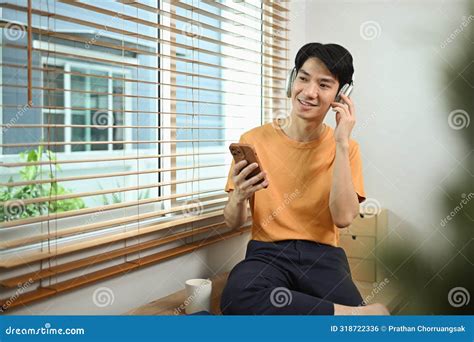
left=299, top=99, right=316, bottom=106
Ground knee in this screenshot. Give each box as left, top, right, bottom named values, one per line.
left=220, top=276, right=266, bottom=315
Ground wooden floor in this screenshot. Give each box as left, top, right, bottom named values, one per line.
left=125, top=272, right=401, bottom=315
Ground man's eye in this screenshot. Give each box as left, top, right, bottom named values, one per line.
left=299, top=77, right=307, bottom=81
left=320, top=84, right=329, bottom=88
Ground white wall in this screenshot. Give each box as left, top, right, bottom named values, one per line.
left=289, top=0, right=471, bottom=254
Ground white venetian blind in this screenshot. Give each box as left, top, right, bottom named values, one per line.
left=0, top=0, right=289, bottom=310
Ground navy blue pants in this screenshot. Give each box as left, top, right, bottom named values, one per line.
left=220, top=239, right=364, bottom=315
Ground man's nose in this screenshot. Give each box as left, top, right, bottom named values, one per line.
left=302, top=83, right=318, bottom=99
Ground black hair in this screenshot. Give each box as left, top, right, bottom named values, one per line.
left=294, top=42, right=354, bottom=91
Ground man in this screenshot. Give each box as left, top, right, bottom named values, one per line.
left=220, top=42, right=389, bottom=315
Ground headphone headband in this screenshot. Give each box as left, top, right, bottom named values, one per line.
left=286, top=67, right=354, bottom=98
left=285, top=67, right=297, bottom=98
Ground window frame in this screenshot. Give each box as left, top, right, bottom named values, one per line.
left=40, top=56, right=134, bottom=155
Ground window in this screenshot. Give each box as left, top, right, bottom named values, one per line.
left=42, top=62, right=130, bottom=153
left=0, top=0, right=289, bottom=309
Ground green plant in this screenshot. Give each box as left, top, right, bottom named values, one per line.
left=0, top=146, right=86, bottom=222
left=100, top=181, right=150, bottom=205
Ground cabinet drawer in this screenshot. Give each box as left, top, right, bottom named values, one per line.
left=339, top=235, right=376, bottom=259
left=344, top=214, right=377, bottom=236
left=348, top=257, right=376, bottom=283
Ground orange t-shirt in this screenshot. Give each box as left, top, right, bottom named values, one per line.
left=225, top=120, right=366, bottom=247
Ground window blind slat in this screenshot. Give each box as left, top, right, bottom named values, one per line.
left=0, top=226, right=251, bottom=312
left=58, top=0, right=286, bottom=37
left=0, top=175, right=226, bottom=208
left=169, top=0, right=288, bottom=32
left=0, top=163, right=228, bottom=187
left=0, top=140, right=230, bottom=149
left=264, top=0, right=289, bottom=13
left=1, top=104, right=249, bottom=118
left=1, top=62, right=287, bottom=88
left=1, top=196, right=229, bottom=250
left=1, top=124, right=243, bottom=130
left=1, top=42, right=288, bottom=77
left=1, top=152, right=227, bottom=168
left=116, top=0, right=289, bottom=46
left=228, top=0, right=289, bottom=22
left=0, top=208, right=234, bottom=268
left=36, top=26, right=287, bottom=64
left=1, top=2, right=287, bottom=62
left=1, top=221, right=231, bottom=287
left=2, top=83, right=286, bottom=101
left=1, top=191, right=227, bottom=230
left=17, top=1, right=288, bottom=55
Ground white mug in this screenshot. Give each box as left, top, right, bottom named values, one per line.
left=184, top=278, right=212, bottom=314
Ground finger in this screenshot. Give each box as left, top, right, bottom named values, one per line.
left=331, top=101, right=350, bottom=110
left=236, top=162, right=259, bottom=182
left=249, top=179, right=269, bottom=193
left=340, top=94, right=355, bottom=118
left=242, top=171, right=266, bottom=188
left=331, top=103, right=350, bottom=117
left=332, top=105, right=350, bottom=118
left=232, top=160, right=248, bottom=176
left=339, top=93, right=352, bottom=106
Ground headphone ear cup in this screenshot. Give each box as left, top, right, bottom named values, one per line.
left=285, top=68, right=296, bottom=98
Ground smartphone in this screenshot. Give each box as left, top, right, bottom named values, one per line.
left=229, top=143, right=266, bottom=187
left=335, top=83, right=354, bottom=103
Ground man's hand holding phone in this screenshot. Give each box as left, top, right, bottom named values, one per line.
left=332, top=83, right=355, bottom=146
left=231, top=160, right=269, bottom=204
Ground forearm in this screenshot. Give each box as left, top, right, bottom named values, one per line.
left=329, top=143, right=359, bottom=228
left=224, top=191, right=249, bottom=230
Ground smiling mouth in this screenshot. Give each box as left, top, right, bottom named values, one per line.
left=297, top=99, right=318, bottom=107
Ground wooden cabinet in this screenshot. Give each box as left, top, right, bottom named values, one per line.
left=339, top=209, right=388, bottom=283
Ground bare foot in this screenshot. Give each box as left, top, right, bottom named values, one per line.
left=334, top=303, right=390, bottom=315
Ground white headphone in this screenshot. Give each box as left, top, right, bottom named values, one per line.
left=285, top=67, right=354, bottom=100
left=285, top=67, right=297, bottom=98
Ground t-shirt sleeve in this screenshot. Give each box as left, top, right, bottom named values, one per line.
left=224, top=158, right=236, bottom=193
left=350, top=142, right=366, bottom=203
left=224, top=135, right=247, bottom=193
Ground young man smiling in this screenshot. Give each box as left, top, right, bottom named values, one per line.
left=221, top=43, right=389, bottom=315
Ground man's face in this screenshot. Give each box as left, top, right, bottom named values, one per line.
left=290, top=57, right=340, bottom=121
